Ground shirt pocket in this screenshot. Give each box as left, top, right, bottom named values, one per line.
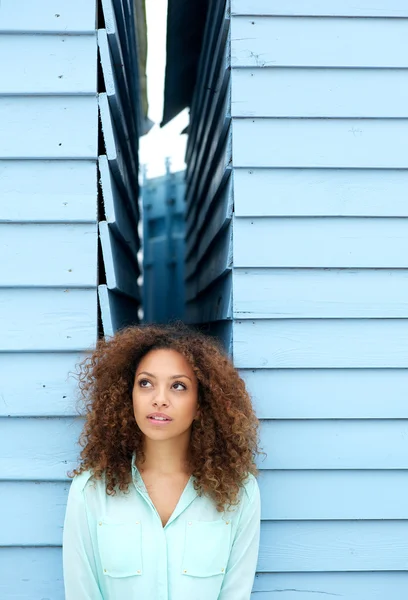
left=96, top=519, right=143, bottom=578
left=181, top=519, right=232, bottom=578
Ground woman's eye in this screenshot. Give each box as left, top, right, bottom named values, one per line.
left=173, top=382, right=186, bottom=391
left=139, top=379, right=151, bottom=388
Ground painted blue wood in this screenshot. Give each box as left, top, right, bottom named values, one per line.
left=233, top=218, right=408, bottom=267
left=241, top=368, right=408, bottom=419
left=0, top=548, right=63, bottom=600
left=186, top=273, right=232, bottom=325
left=257, top=420, right=408, bottom=469
left=0, top=353, right=83, bottom=417
left=258, top=520, right=408, bottom=572
left=0, top=0, right=96, bottom=32
left=185, top=179, right=233, bottom=278
left=98, top=284, right=140, bottom=337
left=258, top=470, right=408, bottom=520
left=0, top=160, right=97, bottom=222
left=231, top=17, right=408, bottom=67
left=0, top=96, right=98, bottom=159
left=0, top=482, right=69, bottom=545
left=185, top=224, right=232, bottom=300
left=252, top=572, right=408, bottom=600
left=186, top=128, right=232, bottom=239
left=0, top=223, right=97, bottom=286
left=232, top=119, right=408, bottom=168
left=233, top=319, right=408, bottom=368
left=232, top=0, right=408, bottom=17
left=233, top=268, right=408, bottom=318
left=99, top=221, right=140, bottom=299
left=233, top=168, right=408, bottom=217
left=232, top=68, right=408, bottom=118
left=0, top=35, right=97, bottom=94
left=0, top=417, right=82, bottom=480
left=0, top=289, right=97, bottom=351
left=99, top=155, right=139, bottom=259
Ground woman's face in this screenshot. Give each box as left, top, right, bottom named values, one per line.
left=132, top=348, right=199, bottom=442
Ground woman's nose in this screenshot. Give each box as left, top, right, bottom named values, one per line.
left=153, top=389, right=169, bottom=407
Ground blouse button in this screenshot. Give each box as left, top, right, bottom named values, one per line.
left=183, top=570, right=187, bottom=574
left=99, top=522, right=102, bottom=526
left=136, top=521, right=140, bottom=525
left=221, top=568, right=225, bottom=573
left=137, top=570, right=141, bottom=574
left=104, top=569, right=107, bottom=573
left=225, top=521, right=229, bottom=525
left=188, top=521, right=192, bottom=526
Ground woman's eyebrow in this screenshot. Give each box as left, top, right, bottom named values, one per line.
left=170, top=374, right=192, bottom=381
left=137, top=371, right=192, bottom=382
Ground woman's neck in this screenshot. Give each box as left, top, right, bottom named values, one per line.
left=138, top=435, right=191, bottom=475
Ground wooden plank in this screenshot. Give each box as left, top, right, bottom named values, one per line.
left=258, top=420, right=408, bottom=470
left=0, top=289, right=97, bottom=351
left=0, top=35, right=96, bottom=94
left=259, top=470, right=408, bottom=520
left=233, top=217, right=408, bottom=268
left=0, top=160, right=97, bottom=223
left=232, top=1, right=408, bottom=17
left=186, top=273, right=232, bottom=324
left=252, top=572, right=408, bottom=600
left=241, top=368, right=408, bottom=419
left=0, top=352, right=84, bottom=417
left=186, top=128, right=232, bottom=239
left=99, top=221, right=140, bottom=299
left=231, top=68, right=408, bottom=118
left=186, top=225, right=233, bottom=301
left=0, top=223, right=97, bottom=286
left=233, top=168, right=408, bottom=217
left=98, top=284, right=139, bottom=337
left=232, top=118, right=408, bottom=168
left=258, top=520, right=408, bottom=572
left=0, top=0, right=96, bottom=32
left=98, top=93, right=139, bottom=226
left=0, top=548, right=63, bottom=600
left=233, top=319, right=408, bottom=368
left=233, top=268, right=408, bottom=318
left=99, top=155, right=139, bottom=258
left=0, top=417, right=82, bottom=480
left=186, top=178, right=233, bottom=276
left=0, top=96, right=98, bottom=159
left=0, top=481, right=69, bottom=545
left=231, top=16, right=408, bottom=67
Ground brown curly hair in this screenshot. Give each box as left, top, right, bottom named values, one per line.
left=72, top=323, right=260, bottom=511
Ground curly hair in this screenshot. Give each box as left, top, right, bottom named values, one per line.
left=72, top=322, right=260, bottom=511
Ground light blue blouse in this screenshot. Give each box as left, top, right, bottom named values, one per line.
left=63, top=457, right=261, bottom=600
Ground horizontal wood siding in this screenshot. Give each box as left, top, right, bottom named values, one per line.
left=184, top=0, right=232, bottom=347
left=228, top=2, right=408, bottom=596
left=0, top=4, right=98, bottom=598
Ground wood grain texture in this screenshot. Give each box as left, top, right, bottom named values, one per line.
left=258, top=420, right=408, bottom=469
left=233, top=217, right=408, bottom=267
left=0, top=352, right=84, bottom=417
left=231, top=16, right=408, bottom=67
left=232, top=68, right=408, bottom=118
left=233, top=319, right=408, bottom=368
left=258, top=520, right=408, bottom=572
left=0, top=160, right=97, bottom=223
left=0, top=35, right=97, bottom=94
left=0, top=417, right=83, bottom=480
left=233, top=168, right=408, bottom=217
left=0, top=96, right=98, bottom=159
left=233, top=268, right=408, bottom=318
left=0, top=223, right=97, bottom=286
left=0, top=548, right=63, bottom=600
left=232, top=119, right=408, bottom=168
left=0, top=481, right=69, bottom=545
left=0, top=0, right=96, bottom=32
left=258, top=470, right=408, bottom=520
left=0, top=289, right=97, bottom=351
left=241, top=368, right=408, bottom=419
left=252, top=572, right=408, bottom=600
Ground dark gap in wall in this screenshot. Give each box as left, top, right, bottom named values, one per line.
left=97, top=0, right=106, bottom=29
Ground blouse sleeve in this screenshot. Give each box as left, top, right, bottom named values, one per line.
left=218, top=475, right=261, bottom=600
left=62, top=473, right=104, bottom=600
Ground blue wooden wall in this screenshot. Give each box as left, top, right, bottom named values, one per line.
left=0, top=1, right=98, bottom=597
left=186, top=0, right=408, bottom=597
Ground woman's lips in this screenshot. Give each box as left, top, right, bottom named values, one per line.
left=147, top=415, right=173, bottom=425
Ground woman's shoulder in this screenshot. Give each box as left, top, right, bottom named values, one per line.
left=69, top=469, right=105, bottom=495
left=241, top=472, right=260, bottom=503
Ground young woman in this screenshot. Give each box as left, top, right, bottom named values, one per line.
left=63, top=323, right=261, bottom=600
